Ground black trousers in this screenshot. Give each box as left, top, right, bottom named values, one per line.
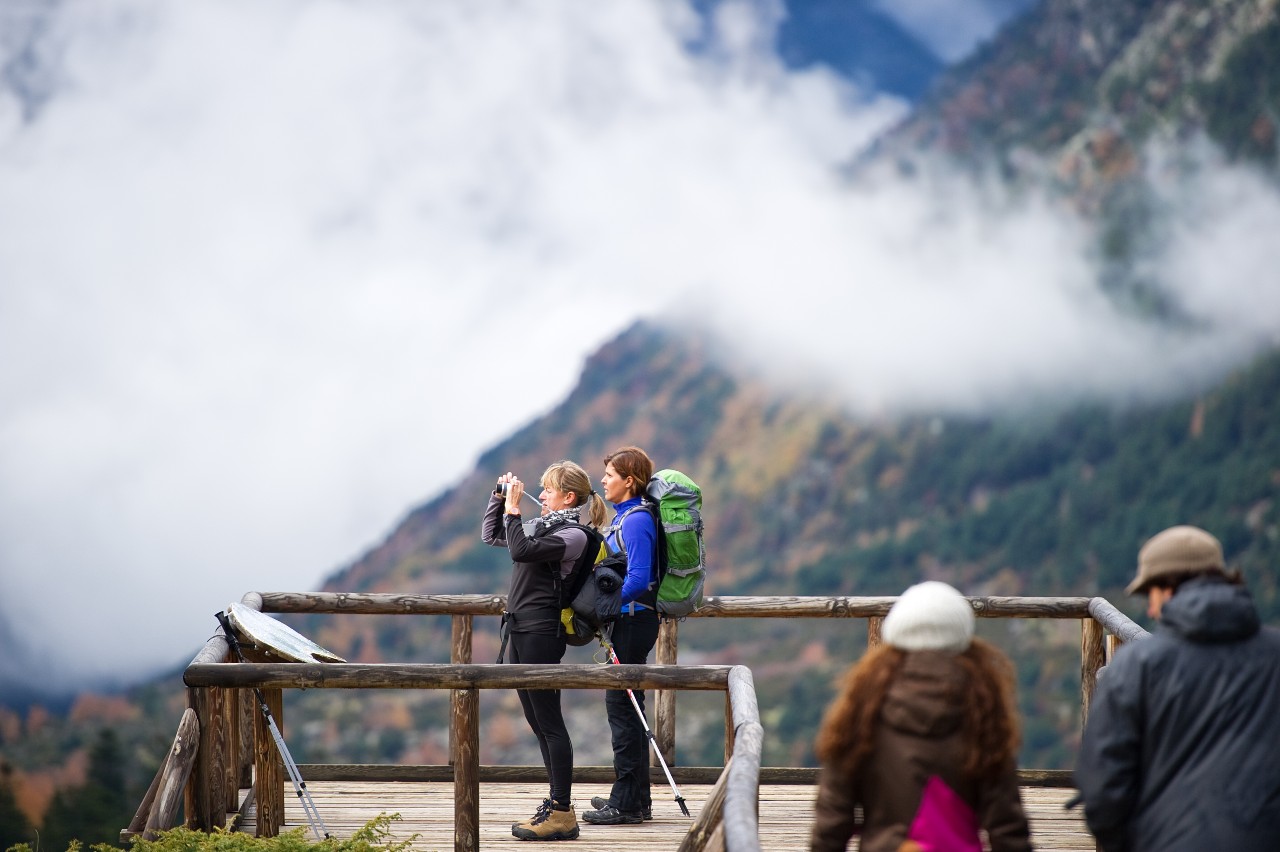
left=508, top=629, right=572, bottom=804
left=605, top=608, right=661, bottom=812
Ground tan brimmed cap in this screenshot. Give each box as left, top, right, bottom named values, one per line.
left=1126, top=525, right=1226, bottom=595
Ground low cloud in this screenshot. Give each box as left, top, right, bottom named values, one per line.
left=0, top=0, right=1276, bottom=691
left=705, top=148, right=1280, bottom=415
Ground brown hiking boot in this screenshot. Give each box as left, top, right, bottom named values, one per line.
left=512, top=800, right=578, bottom=841
left=512, top=798, right=553, bottom=832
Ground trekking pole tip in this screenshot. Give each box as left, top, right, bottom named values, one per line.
left=677, top=796, right=690, bottom=817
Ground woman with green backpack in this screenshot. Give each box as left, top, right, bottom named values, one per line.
left=583, top=445, right=662, bottom=826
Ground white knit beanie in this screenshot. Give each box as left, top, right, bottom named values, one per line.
left=882, top=581, right=975, bottom=652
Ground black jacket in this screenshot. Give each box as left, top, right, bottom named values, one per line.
left=481, top=494, right=588, bottom=633
left=1076, top=577, right=1280, bottom=851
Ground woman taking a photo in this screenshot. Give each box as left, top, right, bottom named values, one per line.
left=582, top=445, right=662, bottom=826
left=811, top=581, right=1031, bottom=852
left=482, top=460, right=606, bottom=842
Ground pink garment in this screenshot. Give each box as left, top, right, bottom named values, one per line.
left=906, top=775, right=981, bottom=852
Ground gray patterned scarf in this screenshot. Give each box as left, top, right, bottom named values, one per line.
left=535, top=506, right=582, bottom=533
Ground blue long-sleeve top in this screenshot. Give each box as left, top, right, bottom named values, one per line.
left=607, top=496, right=657, bottom=607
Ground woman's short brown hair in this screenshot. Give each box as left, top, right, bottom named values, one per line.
left=603, top=445, right=654, bottom=499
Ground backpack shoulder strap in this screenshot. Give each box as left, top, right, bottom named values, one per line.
left=605, top=503, right=649, bottom=556
left=646, top=499, right=670, bottom=582
left=606, top=501, right=666, bottom=588
left=556, top=522, right=605, bottom=607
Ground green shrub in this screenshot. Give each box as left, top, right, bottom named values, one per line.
left=5, top=814, right=418, bottom=852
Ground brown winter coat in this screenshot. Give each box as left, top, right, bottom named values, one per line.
left=810, top=651, right=1032, bottom=852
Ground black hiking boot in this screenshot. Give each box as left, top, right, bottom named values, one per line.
left=590, top=796, right=651, bottom=820
left=582, top=803, right=644, bottom=825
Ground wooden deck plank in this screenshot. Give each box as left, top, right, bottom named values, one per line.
left=240, top=781, right=1095, bottom=851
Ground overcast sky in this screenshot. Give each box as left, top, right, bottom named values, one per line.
left=2, top=0, right=1279, bottom=696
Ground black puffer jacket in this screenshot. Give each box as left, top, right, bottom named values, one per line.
left=1076, top=577, right=1280, bottom=851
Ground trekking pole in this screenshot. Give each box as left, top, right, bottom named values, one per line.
left=215, top=611, right=331, bottom=841
left=598, top=635, right=691, bottom=817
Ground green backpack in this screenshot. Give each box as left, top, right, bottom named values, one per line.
left=647, top=469, right=706, bottom=618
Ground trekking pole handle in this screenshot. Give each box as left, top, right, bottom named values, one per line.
left=215, top=610, right=247, bottom=662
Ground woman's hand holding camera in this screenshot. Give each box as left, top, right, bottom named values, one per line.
left=494, top=472, right=523, bottom=515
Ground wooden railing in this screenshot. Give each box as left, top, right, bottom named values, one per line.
left=125, top=592, right=1146, bottom=851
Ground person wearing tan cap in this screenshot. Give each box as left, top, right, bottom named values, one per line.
left=1075, top=525, right=1280, bottom=851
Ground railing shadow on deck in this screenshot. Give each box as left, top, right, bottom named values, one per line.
left=125, top=592, right=1147, bottom=852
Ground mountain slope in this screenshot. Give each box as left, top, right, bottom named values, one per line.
left=857, top=0, right=1280, bottom=338
left=322, top=322, right=1280, bottom=607
left=874, top=0, right=1280, bottom=182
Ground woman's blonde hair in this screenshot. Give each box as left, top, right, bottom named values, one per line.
left=541, top=460, right=607, bottom=529
left=814, top=638, right=1021, bottom=781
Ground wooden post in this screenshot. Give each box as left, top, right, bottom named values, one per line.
left=125, top=750, right=169, bottom=840
left=238, top=689, right=254, bottom=789
left=678, top=756, right=733, bottom=852
left=143, top=708, right=201, bottom=840
left=186, top=682, right=230, bottom=831
left=1081, top=618, right=1106, bottom=730
left=1106, top=632, right=1122, bottom=662
left=225, top=687, right=241, bottom=813
left=721, top=721, right=764, bottom=851
left=450, top=614, right=473, bottom=769
left=724, top=694, right=734, bottom=765
left=453, top=686, right=480, bottom=852
left=253, top=689, right=285, bottom=837
left=655, top=619, right=679, bottom=767
left=867, top=616, right=883, bottom=649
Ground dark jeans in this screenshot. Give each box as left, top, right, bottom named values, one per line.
left=509, top=630, right=572, bottom=804
left=605, top=608, right=661, bottom=812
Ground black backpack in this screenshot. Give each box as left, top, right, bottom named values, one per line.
left=554, top=523, right=619, bottom=646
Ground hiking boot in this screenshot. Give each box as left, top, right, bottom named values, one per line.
left=512, top=801, right=578, bottom=841
left=582, top=804, right=644, bottom=825
left=590, top=796, right=651, bottom=820
left=512, top=798, right=553, bottom=832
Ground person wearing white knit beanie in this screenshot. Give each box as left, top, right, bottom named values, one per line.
left=881, top=580, right=975, bottom=653
left=811, top=580, right=1029, bottom=852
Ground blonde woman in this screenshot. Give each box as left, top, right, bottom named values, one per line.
left=482, top=460, right=606, bottom=841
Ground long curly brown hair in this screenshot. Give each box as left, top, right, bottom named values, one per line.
left=814, top=638, right=1021, bottom=781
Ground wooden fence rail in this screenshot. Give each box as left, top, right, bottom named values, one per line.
left=254, top=591, right=1144, bottom=767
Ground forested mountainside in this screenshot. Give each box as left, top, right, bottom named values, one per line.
left=863, top=0, right=1280, bottom=313
left=875, top=0, right=1280, bottom=182
left=323, top=321, right=1280, bottom=616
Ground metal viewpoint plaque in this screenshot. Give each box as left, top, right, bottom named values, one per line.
left=226, top=601, right=346, bottom=663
